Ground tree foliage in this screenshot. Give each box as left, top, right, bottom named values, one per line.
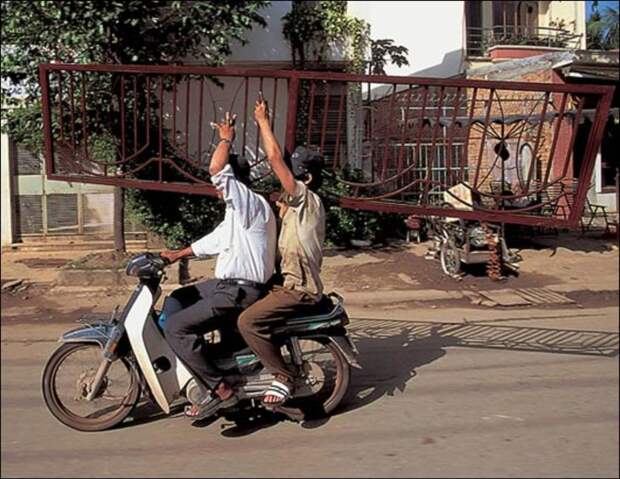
left=587, top=1, right=620, bottom=50
left=1, top=0, right=268, bottom=248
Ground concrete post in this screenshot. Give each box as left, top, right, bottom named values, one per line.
left=1, top=132, right=15, bottom=246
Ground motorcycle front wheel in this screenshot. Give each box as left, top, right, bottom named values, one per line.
left=42, top=342, right=140, bottom=432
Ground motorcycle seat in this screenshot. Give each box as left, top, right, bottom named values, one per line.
left=273, top=292, right=348, bottom=334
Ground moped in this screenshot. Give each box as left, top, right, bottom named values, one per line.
left=42, top=252, right=360, bottom=431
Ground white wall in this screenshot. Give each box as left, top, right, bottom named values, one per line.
left=348, top=0, right=466, bottom=77
left=225, top=1, right=293, bottom=66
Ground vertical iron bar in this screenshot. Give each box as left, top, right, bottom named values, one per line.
left=542, top=92, right=568, bottom=185
left=242, top=76, right=248, bottom=156
left=158, top=76, right=163, bottom=181
left=380, top=84, right=397, bottom=180
left=446, top=87, right=462, bottom=184
left=185, top=75, right=190, bottom=159
left=81, top=73, right=89, bottom=163
left=560, top=96, right=584, bottom=178
left=472, top=88, right=495, bottom=188
left=461, top=87, right=477, bottom=183
left=396, top=85, right=413, bottom=184
left=198, top=76, right=204, bottom=161
left=69, top=72, right=76, bottom=151
left=413, top=86, right=429, bottom=190
left=285, top=75, right=301, bottom=159
left=133, top=76, right=138, bottom=154
left=525, top=91, right=550, bottom=189
left=145, top=76, right=151, bottom=151
left=423, top=86, right=445, bottom=203
left=38, top=65, right=54, bottom=176
left=333, top=82, right=346, bottom=171
left=172, top=75, right=177, bottom=149
left=255, top=77, right=264, bottom=161
left=306, top=81, right=316, bottom=146
left=320, top=81, right=331, bottom=154
left=271, top=77, right=278, bottom=131
left=120, top=74, right=125, bottom=162
left=57, top=71, right=64, bottom=142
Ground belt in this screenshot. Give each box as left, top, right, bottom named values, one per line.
left=220, top=278, right=265, bottom=289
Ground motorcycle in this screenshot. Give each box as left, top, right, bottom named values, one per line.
left=42, top=252, right=360, bottom=432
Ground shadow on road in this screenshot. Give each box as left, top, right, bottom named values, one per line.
left=117, top=318, right=618, bottom=433
left=338, top=318, right=619, bottom=415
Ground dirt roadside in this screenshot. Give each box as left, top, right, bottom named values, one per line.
left=1, top=233, right=618, bottom=325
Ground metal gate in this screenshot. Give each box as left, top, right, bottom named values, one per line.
left=38, top=63, right=614, bottom=228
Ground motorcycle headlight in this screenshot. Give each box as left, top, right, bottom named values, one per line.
left=468, top=226, right=488, bottom=248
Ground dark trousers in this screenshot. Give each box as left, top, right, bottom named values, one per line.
left=238, top=287, right=320, bottom=384
left=163, top=278, right=262, bottom=390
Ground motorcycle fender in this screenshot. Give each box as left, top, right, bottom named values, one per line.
left=305, top=335, right=362, bottom=369
left=59, top=324, right=114, bottom=349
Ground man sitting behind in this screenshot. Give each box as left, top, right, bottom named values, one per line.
left=160, top=112, right=276, bottom=420
left=238, top=97, right=326, bottom=408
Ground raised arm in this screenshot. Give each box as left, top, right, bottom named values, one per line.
left=254, top=98, right=297, bottom=196
left=209, top=112, right=237, bottom=176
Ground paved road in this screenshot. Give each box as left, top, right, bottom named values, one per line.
left=1, top=310, right=619, bottom=478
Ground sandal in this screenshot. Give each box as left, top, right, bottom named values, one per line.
left=262, top=379, right=293, bottom=408
left=185, top=391, right=238, bottom=421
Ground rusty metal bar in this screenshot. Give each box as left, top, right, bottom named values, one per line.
left=320, top=81, right=331, bottom=154
left=57, top=71, right=64, bottom=142
left=525, top=91, right=550, bottom=190
left=271, top=77, right=278, bottom=132
left=198, top=76, right=204, bottom=160
left=41, top=63, right=613, bottom=95
left=560, top=97, right=584, bottom=179
left=285, top=76, right=300, bottom=158
left=172, top=75, right=177, bottom=150
left=158, top=76, right=163, bottom=181
left=568, top=88, right=613, bottom=225
left=185, top=75, right=190, bottom=159
left=133, top=76, right=138, bottom=154
left=396, top=85, right=413, bottom=185
left=542, top=92, right=568, bottom=185
left=445, top=87, right=462, bottom=184
left=461, top=87, right=478, bottom=183
left=255, top=77, right=264, bottom=161
left=69, top=72, right=76, bottom=151
left=413, top=86, right=430, bottom=185
left=472, top=88, right=495, bottom=187
left=423, top=86, right=445, bottom=202
left=380, top=84, right=397, bottom=180
left=242, top=76, right=248, bottom=156
left=39, top=65, right=54, bottom=175
left=80, top=73, right=89, bottom=162
left=120, top=74, right=126, bottom=161
left=333, top=82, right=346, bottom=171
left=307, top=80, right=316, bottom=146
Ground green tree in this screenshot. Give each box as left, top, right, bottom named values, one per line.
left=1, top=0, right=267, bottom=253
left=587, top=1, right=619, bottom=50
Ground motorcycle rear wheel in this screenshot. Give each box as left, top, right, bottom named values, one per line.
left=42, top=342, right=140, bottom=432
left=280, top=337, right=350, bottom=418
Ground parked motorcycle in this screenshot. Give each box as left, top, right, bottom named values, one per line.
left=42, top=252, right=360, bottom=432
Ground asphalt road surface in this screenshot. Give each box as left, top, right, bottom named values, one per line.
left=1, top=312, right=619, bottom=478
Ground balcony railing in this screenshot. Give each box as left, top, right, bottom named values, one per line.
left=467, top=26, right=583, bottom=58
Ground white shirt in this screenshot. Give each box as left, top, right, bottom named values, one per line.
left=191, top=164, right=276, bottom=284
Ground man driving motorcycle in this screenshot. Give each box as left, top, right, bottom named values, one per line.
left=160, top=112, right=277, bottom=420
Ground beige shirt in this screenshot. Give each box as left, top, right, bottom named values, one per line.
left=278, top=181, right=325, bottom=298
